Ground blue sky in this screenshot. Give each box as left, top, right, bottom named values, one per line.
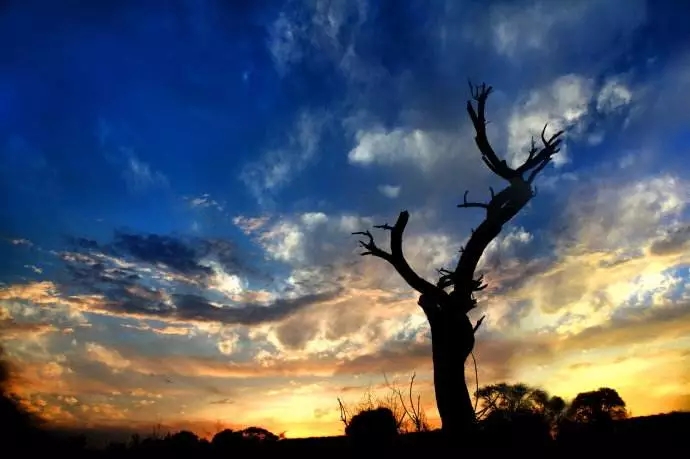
left=1, top=0, right=690, bottom=439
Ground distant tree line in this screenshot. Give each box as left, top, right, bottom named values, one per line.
left=337, top=376, right=631, bottom=446
left=2, top=346, right=690, bottom=455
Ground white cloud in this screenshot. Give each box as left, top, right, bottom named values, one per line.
left=85, top=342, right=131, bottom=372
left=258, top=220, right=307, bottom=264
left=185, top=194, right=223, bottom=212
left=378, top=184, right=401, bottom=198
left=478, top=227, right=534, bottom=271
left=347, top=127, right=460, bottom=172
left=596, top=78, right=634, bottom=114
left=300, top=212, right=329, bottom=229
left=507, top=74, right=594, bottom=168
left=203, top=260, right=245, bottom=298
left=567, top=174, right=690, bottom=251
left=217, top=332, right=240, bottom=356
left=247, top=208, right=467, bottom=298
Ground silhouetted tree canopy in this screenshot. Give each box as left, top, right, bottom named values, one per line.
left=240, top=426, right=279, bottom=442
left=476, top=383, right=566, bottom=425
left=568, top=387, right=628, bottom=424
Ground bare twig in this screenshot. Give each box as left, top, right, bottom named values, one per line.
left=385, top=372, right=429, bottom=432
left=515, top=123, right=564, bottom=179
left=458, top=190, right=489, bottom=210
left=337, top=397, right=350, bottom=428
left=473, top=315, right=486, bottom=333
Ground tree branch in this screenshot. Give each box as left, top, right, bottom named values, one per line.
left=354, top=211, right=446, bottom=309
left=515, top=124, right=564, bottom=180
left=351, top=230, right=392, bottom=261
left=353, top=82, right=560, bottom=320
left=473, top=315, right=485, bottom=333
left=466, top=81, right=517, bottom=181
left=457, top=190, right=489, bottom=211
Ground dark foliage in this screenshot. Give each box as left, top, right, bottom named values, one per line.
left=345, top=407, right=398, bottom=447
left=0, top=347, right=47, bottom=449
left=567, top=387, right=628, bottom=424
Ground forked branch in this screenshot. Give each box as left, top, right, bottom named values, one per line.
left=353, top=211, right=446, bottom=310
left=467, top=81, right=564, bottom=185
left=466, top=82, right=515, bottom=181
left=515, top=124, right=564, bottom=182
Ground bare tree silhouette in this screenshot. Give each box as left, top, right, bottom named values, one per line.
left=353, top=82, right=563, bottom=438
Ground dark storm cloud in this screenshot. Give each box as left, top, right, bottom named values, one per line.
left=170, top=291, right=340, bottom=326
left=80, top=288, right=340, bottom=327
left=49, top=227, right=327, bottom=326
left=113, top=232, right=212, bottom=277
left=67, top=236, right=100, bottom=250
left=62, top=229, right=265, bottom=285
left=649, top=225, right=690, bottom=256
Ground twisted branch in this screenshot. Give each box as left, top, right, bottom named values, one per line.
left=353, top=211, right=447, bottom=313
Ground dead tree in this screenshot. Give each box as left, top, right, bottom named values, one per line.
left=353, top=82, right=563, bottom=439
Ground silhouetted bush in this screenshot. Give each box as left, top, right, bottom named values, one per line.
left=345, top=406, right=398, bottom=448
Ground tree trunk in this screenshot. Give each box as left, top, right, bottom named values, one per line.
left=429, top=308, right=477, bottom=440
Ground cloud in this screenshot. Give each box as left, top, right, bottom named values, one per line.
left=232, top=216, right=271, bottom=235
left=564, top=174, right=689, bottom=251
left=121, top=150, right=169, bottom=193
left=377, top=184, right=401, bottom=198
left=168, top=291, right=341, bottom=326
left=489, top=0, right=647, bottom=61
left=240, top=111, right=327, bottom=206
left=507, top=74, right=594, bottom=167
left=184, top=194, right=224, bottom=212
left=113, top=232, right=213, bottom=277
left=482, top=174, right=690, bottom=338
left=649, top=225, right=690, bottom=256
left=266, top=0, right=369, bottom=78
left=267, top=11, right=305, bottom=76
left=0, top=319, right=58, bottom=341
left=85, top=343, right=131, bottom=372
left=348, top=128, right=444, bottom=169
left=596, top=78, right=634, bottom=114
left=0, top=277, right=340, bottom=328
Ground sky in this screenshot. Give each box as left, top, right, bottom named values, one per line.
left=1, top=0, right=690, bottom=440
